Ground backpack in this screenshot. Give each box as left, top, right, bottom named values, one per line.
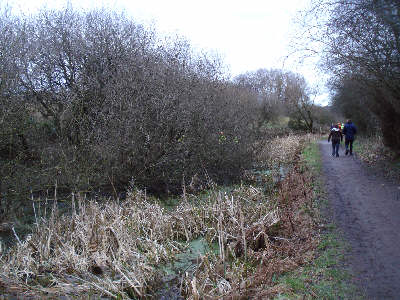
left=329, top=128, right=342, bottom=143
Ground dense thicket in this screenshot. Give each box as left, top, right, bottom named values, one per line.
left=301, top=0, right=400, bottom=150
left=0, top=4, right=337, bottom=221
left=0, top=6, right=266, bottom=217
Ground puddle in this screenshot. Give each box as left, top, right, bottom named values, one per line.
left=253, top=165, right=290, bottom=184
left=157, top=238, right=219, bottom=299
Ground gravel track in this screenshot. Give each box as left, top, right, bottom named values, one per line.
left=319, top=140, right=400, bottom=299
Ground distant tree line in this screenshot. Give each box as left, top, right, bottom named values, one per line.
left=0, top=5, right=332, bottom=219
left=234, top=69, right=335, bottom=132
left=301, top=0, right=400, bottom=151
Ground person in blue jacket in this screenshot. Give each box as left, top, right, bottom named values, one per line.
left=342, top=119, right=357, bottom=155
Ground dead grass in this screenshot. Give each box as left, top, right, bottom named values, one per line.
left=355, top=135, right=398, bottom=163
left=0, top=134, right=320, bottom=299
left=182, top=139, right=319, bottom=299
left=258, top=133, right=319, bottom=166
left=354, top=135, right=400, bottom=180
left=0, top=191, right=180, bottom=298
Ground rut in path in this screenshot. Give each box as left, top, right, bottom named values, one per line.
left=319, top=140, right=400, bottom=300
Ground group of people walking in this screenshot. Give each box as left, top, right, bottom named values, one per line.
left=328, top=119, right=357, bottom=157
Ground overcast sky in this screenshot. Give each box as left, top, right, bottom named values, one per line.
left=6, top=0, right=329, bottom=105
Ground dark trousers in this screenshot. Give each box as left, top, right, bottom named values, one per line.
left=332, top=141, right=340, bottom=156
left=345, top=138, right=354, bottom=154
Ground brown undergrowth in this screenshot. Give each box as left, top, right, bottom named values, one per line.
left=354, top=135, right=400, bottom=181
left=355, top=135, right=398, bottom=164
left=0, top=135, right=320, bottom=299
left=183, top=139, right=319, bottom=299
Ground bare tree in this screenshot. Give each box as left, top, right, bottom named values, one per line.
left=283, top=72, right=316, bottom=133
left=234, top=69, right=318, bottom=133
left=298, top=0, right=400, bottom=149
left=234, top=69, right=286, bottom=126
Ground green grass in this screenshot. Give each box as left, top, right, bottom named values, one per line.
left=272, top=139, right=362, bottom=300
left=302, top=140, right=322, bottom=174
left=273, top=231, right=360, bottom=300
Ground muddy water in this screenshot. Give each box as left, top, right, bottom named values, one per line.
left=157, top=238, right=219, bottom=300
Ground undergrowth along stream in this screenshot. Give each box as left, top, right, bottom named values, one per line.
left=0, top=134, right=322, bottom=299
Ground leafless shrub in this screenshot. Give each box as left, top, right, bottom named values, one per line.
left=0, top=5, right=264, bottom=220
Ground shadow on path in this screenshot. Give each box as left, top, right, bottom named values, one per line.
left=319, top=140, right=400, bottom=299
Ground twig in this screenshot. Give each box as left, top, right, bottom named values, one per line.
left=114, top=264, right=142, bottom=297
left=31, top=190, right=39, bottom=231
left=12, top=226, right=22, bottom=245
left=71, top=192, right=76, bottom=217
left=240, top=209, right=247, bottom=263
left=272, top=236, right=291, bottom=242
left=108, top=174, right=118, bottom=200
left=70, top=275, right=117, bottom=299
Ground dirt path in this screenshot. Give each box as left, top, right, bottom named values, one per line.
left=319, top=140, right=400, bottom=299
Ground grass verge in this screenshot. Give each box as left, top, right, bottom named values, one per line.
left=271, top=140, right=361, bottom=299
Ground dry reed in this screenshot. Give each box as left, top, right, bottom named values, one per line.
left=0, top=135, right=319, bottom=299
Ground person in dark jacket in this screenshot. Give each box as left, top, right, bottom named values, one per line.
left=343, top=119, right=357, bottom=155
left=328, top=124, right=343, bottom=157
